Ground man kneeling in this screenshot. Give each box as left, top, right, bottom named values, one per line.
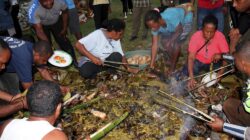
left=0, top=80, right=67, bottom=140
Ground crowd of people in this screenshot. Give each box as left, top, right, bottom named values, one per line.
left=0, top=0, right=250, bottom=139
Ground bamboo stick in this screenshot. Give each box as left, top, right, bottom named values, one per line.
left=158, top=90, right=214, bottom=121
left=154, top=97, right=211, bottom=123
left=89, top=111, right=129, bottom=140
left=183, top=63, right=234, bottom=82
left=189, top=69, right=234, bottom=92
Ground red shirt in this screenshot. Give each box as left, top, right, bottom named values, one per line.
left=198, top=0, right=224, bottom=9
left=188, top=31, right=229, bottom=64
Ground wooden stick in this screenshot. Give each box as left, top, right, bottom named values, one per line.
left=104, top=60, right=139, bottom=67
left=154, top=97, right=211, bottom=123
left=183, top=63, right=234, bottom=82
left=189, top=69, right=234, bottom=92
left=158, top=90, right=215, bottom=121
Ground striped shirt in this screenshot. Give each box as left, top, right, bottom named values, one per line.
left=133, top=0, right=150, bottom=7
left=223, top=123, right=249, bottom=139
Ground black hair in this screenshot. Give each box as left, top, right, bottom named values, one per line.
left=202, top=14, right=218, bottom=30
left=33, top=40, right=53, bottom=57
left=0, top=38, right=11, bottom=52
left=27, top=80, right=62, bottom=117
left=102, top=18, right=126, bottom=32
left=144, top=10, right=162, bottom=28
left=235, top=41, right=250, bottom=61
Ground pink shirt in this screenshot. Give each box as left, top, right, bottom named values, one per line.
left=188, top=31, right=229, bottom=64
left=198, top=0, right=224, bottom=9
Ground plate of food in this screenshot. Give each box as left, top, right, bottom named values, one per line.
left=48, top=50, right=72, bottom=67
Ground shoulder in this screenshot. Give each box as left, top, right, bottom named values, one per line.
left=191, top=31, right=202, bottom=39
left=42, top=129, right=68, bottom=140
left=214, top=31, right=226, bottom=39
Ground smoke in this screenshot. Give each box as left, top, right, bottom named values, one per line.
left=179, top=97, right=196, bottom=140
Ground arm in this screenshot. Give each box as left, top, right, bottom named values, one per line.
left=208, top=116, right=248, bottom=139
left=0, top=90, right=14, bottom=102
left=37, top=67, right=54, bottom=81
left=37, top=67, right=69, bottom=94
left=21, top=82, right=33, bottom=90
left=187, top=52, right=197, bottom=89
left=43, top=129, right=68, bottom=140
left=0, top=100, right=24, bottom=118
left=33, top=24, right=49, bottom=41
left=170, top=24, right=183, bottom=42
left=75, top=41, right=102, bottom=65
left=150, top=35, right=159, bottom=69
left=60, top=9, right=69, bottom=36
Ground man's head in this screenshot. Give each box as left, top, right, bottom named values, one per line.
left=144, top=10, right=162, bottom=32
left=103, top=18, right=126, bottom=41
left=27, top=80, right=62, bottom=120
left=202, top=14, right=218, bottom=41
left=33, top=41, right=53, bottom=66
left=234, top=41, right=250, bottom=76
left=233, top=0, right=250, bottom=13
left=0, top=39, right=11, bottom=72
left=39, top=0, right=54, bottom=9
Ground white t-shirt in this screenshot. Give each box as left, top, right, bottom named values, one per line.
left=0, top=118, right=56, bottom=140
left=78, top=29, right=124, bottom=66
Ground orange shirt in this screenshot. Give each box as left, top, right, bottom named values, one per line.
left=188, top=31, right=229, bottom=64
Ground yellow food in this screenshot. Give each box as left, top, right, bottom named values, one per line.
left=127, top=55, right=151, bottom=65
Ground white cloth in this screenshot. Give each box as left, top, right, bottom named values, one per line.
left=93, top=0, right=109, bottom=5
left=0, top=118, right=56, bottom=140
left=78, top=29, right=124, bottom=66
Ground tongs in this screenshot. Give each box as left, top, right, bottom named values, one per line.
left=155, top=90, right=214, bottom=122
left=104, top=60, right=140, bottom=67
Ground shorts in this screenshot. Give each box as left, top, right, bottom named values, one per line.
left=68, top=8, right=81, bottom=34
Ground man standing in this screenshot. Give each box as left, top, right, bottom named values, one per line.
left=0, top=80, right=67, bottom=140
left=28, top=0, right=77, bottom=66
left=91, top=0, right=110, bottom=29
left=129, top=0, right=151, bottom=41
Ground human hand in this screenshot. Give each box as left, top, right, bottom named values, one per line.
left=60, top=85, right=70, bottom=94
left=212, top=54, right=222, bottom=63
left=92, top=57, right=103, bottom=66
left=207, top=116, right=224, bottom=132
left=10, top=94, right=22, bottom=103
left=188, top=78, right=197, bottom=90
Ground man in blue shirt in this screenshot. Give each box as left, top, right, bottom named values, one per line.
left=0, top=36, right=69, bottom=94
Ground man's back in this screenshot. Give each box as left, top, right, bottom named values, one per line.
left=0, top=118, right=55, bottom=140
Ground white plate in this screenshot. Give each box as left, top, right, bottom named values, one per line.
left=201, top=72, right=217, bottom=87
left=48, top=50, right=72, bottom=67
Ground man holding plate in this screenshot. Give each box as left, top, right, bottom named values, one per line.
left=0, top=36, right=69, bottom=94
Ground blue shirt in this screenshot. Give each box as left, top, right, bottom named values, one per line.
left=0, top=1, right=14, bottom=31
left=152, top=8, right=192, bottom=35
left=0, top=36, right=34, bottom=83
left=64, top=0, right=75, bottom=9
